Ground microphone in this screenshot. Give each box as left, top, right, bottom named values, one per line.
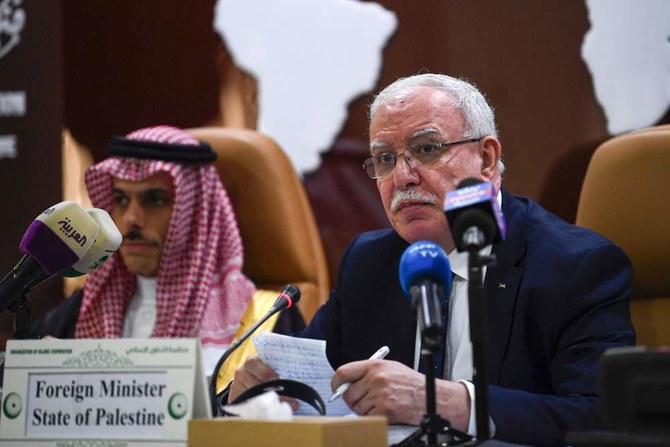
left=444, top=178, right=500, bottom=440
left=0, top=201, right=99, bottom=312
left=59, top=208, right=122, bottom=277
left=443, top=178, right=506, bottom=253
left=26, top=208, right=123, bottom=289
left=209, top=284, right=301, bottom=415
left=398, top=241, right=452, bottom=351
left=266, top=283, right=300, bottom=314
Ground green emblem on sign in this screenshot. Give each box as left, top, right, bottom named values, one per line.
left=2, top=392, right=22, bottom=419
left=167, top=392, right=188, bottom=419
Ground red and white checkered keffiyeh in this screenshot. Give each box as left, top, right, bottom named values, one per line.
left=75, top=125, right=256, bottom=347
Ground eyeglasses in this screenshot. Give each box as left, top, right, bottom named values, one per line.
left=362, top=137, right=484, bottom=179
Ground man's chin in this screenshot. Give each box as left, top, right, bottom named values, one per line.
left=126, top=266, right=159, bottom=277
left=397, top=223, right=448, bottom=248
left=120, top=253, right=159, bottom=277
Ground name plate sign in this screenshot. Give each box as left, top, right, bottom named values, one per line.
left=0, top=338, right=211, bottom=446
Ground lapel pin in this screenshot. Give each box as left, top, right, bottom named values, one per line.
left=498, top=282, right=507, bottom=289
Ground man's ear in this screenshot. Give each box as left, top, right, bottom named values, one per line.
left=480, top=136, right=501, bottom=180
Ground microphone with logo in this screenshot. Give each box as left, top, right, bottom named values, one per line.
left=444, top=178, right=506, bottom=253
left=443, top=178, right=508, bottom=442
left=0, top=201, right=100, bottom=312
left=398, top=241, right=452, bottom=353
left=0, top=201, right=101, bottom=338
left=396, top=241, right=473, bottom=446
left=27, top=207, right=123, bottom=290
left=209, top=284, right=301, bottom=416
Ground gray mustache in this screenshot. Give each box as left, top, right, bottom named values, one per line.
left=391, top=189, right=439, bottom=212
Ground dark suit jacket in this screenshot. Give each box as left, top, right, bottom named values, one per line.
left=299, top=189, right=635, bottom=446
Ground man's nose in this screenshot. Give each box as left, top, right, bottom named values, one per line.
left=123, top=200, right=144, bottom=228
left=392, top=153, right=420, bottom=188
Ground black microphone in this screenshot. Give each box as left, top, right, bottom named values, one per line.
left=0, top=201, right=99, bottom=314
left=209, top=284, right=301, bottom=415
left=444, top=178, right=504, bottom=441
left=443, top=178, right=506, bottom=253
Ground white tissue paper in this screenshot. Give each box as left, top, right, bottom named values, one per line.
left=222, top=390, right=293, bottom=421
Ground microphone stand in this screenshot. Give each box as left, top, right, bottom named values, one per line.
left=208, top=284, right=300, bottom=417
left=8, top=295, right=32, bottom=339
left=209, top=307, right=281, bottom=416
left=1, top=258, right=42, bottom=339
left=465, top=250, right=495, bottom=442
left=393, top=336, right=472, bottom=446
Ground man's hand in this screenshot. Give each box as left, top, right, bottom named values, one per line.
left=229, top=355, right=279, bottom=402
left=229, top=355, right=298, bottom=410
left=331, top=359, right=471, bottom=430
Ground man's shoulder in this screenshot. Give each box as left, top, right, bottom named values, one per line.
left=348, top=227, right=411, bottom=255
left=505, top=191, right=627, bottom=258
left=352, top=227, right=403, bottom=246
left=30, top=290, right=84, bottom=339
left=338, top=228, right=407, bottom=271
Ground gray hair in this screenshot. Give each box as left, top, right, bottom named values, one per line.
left=370, top=73, right=505, bottom=174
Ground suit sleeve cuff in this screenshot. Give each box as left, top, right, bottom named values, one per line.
left=459, top=380, right=496, bottom=437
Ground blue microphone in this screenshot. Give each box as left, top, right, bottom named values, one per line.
left=399, top=241, right=452, bottom=351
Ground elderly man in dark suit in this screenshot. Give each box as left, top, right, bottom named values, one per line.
left=230, top=73, right=635, bottom=446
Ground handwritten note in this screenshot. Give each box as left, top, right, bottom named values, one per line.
left=252, top=332, right=352, bottom=416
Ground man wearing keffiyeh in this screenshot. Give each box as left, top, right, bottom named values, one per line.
left=33, top=125, right=302, bottom=374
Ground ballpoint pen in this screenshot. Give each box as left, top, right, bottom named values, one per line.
left=329, top=345, right=390, bottom=402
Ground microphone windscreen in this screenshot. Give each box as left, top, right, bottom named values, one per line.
left=61, top=208, right=123, bottom=277
left=443, top=179, right=506, bottom=251
left=275, top=284, right=301, bottom=310
left=398, top=241, right=452, bottom=298
left=284, top=284, right=301, bottom=304
left=19, top=201, right=98, bottom=275
left=452, top=208, right=497, bottom=247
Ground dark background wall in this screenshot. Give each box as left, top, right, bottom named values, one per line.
left=1, top=0, right=663, bottom=347
left=0, top=0, right=64, bottom=346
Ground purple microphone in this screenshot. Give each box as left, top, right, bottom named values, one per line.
left=1, top=201, right=98, bottom=312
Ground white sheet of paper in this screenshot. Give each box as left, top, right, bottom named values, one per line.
left=252, top=332, right=352, bottom=416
